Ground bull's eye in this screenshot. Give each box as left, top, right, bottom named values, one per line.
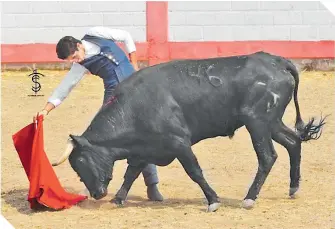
left=80, top=178, right=83, bottom=182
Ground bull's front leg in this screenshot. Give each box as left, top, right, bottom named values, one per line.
left=177, top=148, right=221, bottom=212
left=112, top=163, right=147, bottom=206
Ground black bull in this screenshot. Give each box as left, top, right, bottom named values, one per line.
left=52, top=51, right=326, bottom=212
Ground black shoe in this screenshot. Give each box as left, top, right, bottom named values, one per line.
left=147, top=184, right=164, bottom=201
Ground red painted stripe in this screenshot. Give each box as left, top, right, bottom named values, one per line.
left=1, top=42, right=149, bottom=64
left=146, top=2, right=169, bottom=66
left=146, top=2, right=168, bottom=43
left=1, top=41, right=334, bottom=64
left=2, top=44, right=64, bottom=63
left=169, top=41, right=335, bottom=59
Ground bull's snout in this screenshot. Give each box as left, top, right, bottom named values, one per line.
left=92, top=187, right=108, bottom=200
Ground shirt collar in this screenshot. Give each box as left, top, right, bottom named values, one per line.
left=81, top=40, right=100, bottom=59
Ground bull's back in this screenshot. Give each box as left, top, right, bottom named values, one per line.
left=97, top=52, right=294, bottom=143
left=117, top=57, right=249, bottom=140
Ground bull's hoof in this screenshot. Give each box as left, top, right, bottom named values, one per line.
left=206, top=202, right=221, bottom=212
left=111, top=198, right=124, bottom=207
left=242, top=199, right=255, bottom=209
left=289, top=187, right=299, bottom=198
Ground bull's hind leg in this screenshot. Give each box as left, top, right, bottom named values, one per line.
left=271, top=120, right=301, bottom=197
left=177, top=147, right=221, bottom=212
left=112, top=163, right=147, bottom=206
left=243, top=120, right=278, bottom=209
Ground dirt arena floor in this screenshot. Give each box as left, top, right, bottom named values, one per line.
left=1, top=69, right=334, bottom=229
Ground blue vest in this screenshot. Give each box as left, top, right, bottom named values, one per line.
left=79, top=35, right=135, bottom=89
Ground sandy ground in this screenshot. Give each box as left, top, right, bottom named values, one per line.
left=1, top=70, right=334, bottom=229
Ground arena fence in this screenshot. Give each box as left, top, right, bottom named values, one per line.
left=1, top=2, right=334, bottom=71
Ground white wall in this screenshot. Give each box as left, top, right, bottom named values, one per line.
left=168, top=1, right=335, bottom=41
left=1, top=1, right=147, bottom=44
left=1, top=1, right=334, bottom=44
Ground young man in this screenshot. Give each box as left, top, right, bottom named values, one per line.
left=34, top=26, right=164, bottom=201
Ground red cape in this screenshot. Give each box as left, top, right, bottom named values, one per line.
left=12, top=116, right=87, bottom=210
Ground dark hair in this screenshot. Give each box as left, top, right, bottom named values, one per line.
left=56, top=36, right=82, bottom=60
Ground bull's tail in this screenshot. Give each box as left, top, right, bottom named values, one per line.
left=285, top=59, right=328, bottom=141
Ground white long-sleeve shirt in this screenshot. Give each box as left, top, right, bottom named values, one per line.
left=48, top=26, right=136, bottom=107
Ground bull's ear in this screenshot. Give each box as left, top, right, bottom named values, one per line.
left=69, top=134, right=87, bottom=147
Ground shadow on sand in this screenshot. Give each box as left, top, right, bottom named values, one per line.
left=1, top=187, right=243, bottom=214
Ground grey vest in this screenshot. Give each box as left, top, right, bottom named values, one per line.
left=79, top=35, right=135, bottom=89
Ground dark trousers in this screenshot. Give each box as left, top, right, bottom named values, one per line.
left=103, top=86, right=159, bottom=186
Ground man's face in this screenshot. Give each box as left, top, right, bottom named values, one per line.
left=66, top=43, right=86, bottom=63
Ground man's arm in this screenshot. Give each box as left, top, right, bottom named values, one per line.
left=129, top=52, right=139, bottom=71
left=35, top=63, right=88, bottom=120
left=86, top=26, right=139, bottom=70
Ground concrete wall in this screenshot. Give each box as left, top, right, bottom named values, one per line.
left=1, top=1, right=147, bottom=43
left=1, top=1, right=334, bottom=44
left=168, top=1, right=335, bottom=41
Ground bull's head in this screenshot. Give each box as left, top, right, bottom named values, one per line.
left=52, top=134, right=113, bottom=200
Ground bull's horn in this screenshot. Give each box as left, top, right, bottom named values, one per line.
left=52, top=139, right=74, bottom=166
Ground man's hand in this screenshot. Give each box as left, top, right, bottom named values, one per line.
left=129, top=52, right=139, bottom=71
left=132, top=63, right=139, bottom=71
left=33, top=103, right=55, bottom=123
left=33, top=109, right=48, bottom=123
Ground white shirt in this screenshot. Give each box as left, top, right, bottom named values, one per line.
left=48, top=26, right=136, bottom=107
